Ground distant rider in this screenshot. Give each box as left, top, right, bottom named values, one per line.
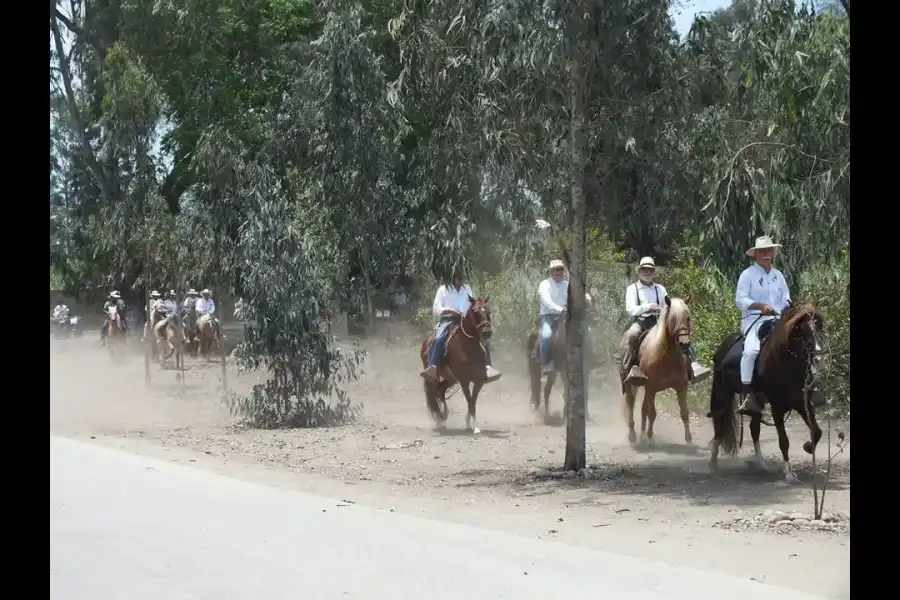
left=101, top=290, right=126, bottom=345
left=195, top=288, right=222, bottom=340
left=536, top=259, right=594, bottom=375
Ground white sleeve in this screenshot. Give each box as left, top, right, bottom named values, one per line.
left=735, top=270, right=754, bottom=312
left=625, top=284, right=646, bottom=319
left=538, top=280, right=564, bottom=313
left=432, top=286, right=447, bottom=317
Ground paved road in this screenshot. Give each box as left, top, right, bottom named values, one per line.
left=50, top=436, right=833, bottom=600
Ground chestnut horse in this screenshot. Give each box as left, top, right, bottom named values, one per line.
left=707, top=302, right=825, bottom=482
left=158, top=310, right=185, bottom=370
left=619, top=296, right=696, bottom=446
left=196, top=314, right=217, bottom=359
left=419, top=296, right=493, bottom=435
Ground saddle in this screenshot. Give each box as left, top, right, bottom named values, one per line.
left=720, top=319, right=779, bottom=372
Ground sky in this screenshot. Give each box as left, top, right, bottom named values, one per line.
left=671, top=0, right=732, bottom=37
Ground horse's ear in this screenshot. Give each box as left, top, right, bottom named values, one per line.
left=664, top=295, right=671, bottom=307
left=483, top=296, right=490, bottom=304
left=468, top=294, right=475, bottom=304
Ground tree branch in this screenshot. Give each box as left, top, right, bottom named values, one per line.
left=50, top=11, right=116, bottom=202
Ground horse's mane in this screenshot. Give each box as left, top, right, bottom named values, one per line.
left=767, top=302, right=823, bottom=355
left=642, top=297, right=691, bottom=366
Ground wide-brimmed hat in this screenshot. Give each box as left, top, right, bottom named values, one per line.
left=635, top=256, right=657, bottom=273
left=547, top=259, right=566, bottom=271
left=746, top=235, right=782, bottom=257
left=150, top=290, right=161, bottom=298
left=186, top=288, right=198, bottom=296
left=201, top=288, right=211, bottom=295
left=109, top=290, right=121, bottom=299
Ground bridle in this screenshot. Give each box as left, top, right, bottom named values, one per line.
left=460, top=303, right=493, bottom=340
left=789, top=311, right=824, bottom=392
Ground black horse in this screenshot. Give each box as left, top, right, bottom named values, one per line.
left=707, top=303, right=826, bottom=482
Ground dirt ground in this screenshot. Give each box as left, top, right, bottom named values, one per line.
left=50, top=330, right=850, bottom=599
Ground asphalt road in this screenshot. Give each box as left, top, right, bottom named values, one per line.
left=50, top=436, right=833, bottom=600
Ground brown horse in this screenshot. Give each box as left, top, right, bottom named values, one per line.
left=106, top=305, right=124, bottom=360
left=147, top=307, right=166, bottom=359
left=708, top=303, right=825, bottom=482
left=158, top=311, right=185, bottom=370
left=419, top=296, right=493, bottom=435
left=526, top=313, right=567, bottom=422
left=196, top=314, right=218, bottom=359
left=619, top=296, right=695, bottom=446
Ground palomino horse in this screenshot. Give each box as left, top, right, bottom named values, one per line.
left=526, top=313, right=567, bottom=422
left=196, top=313, right=217, bottom=359
left=419, top=296, right=493, bottom=435
left=106, top=305, right=124, bottom=359
left=620, top=296, right=695, bottom=446
left=707, top=303, right=825, bottom=482
left=158, top=310, right=185, bottom=370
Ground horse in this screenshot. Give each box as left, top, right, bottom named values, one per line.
left=158, top=310, right=185, bottom=370
left=183, top=304, right=199, bottom=357
left=147, top=306, right=167, bottom=359
left=526, top=313, right=567, bottom=422
left=105, top=305, right=124, bottom=360
left=707, top=303, right=825, bottom=482
left=419, top=296, right=493, bottom=435
left=196, top=313, right=218, bottom=359
left=619, top=295, right=696, bottom=446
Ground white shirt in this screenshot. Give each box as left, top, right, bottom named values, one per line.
left=736, top=263, right=790, bottom=323
left=183, top=297, right=197, bottom=309
left=149, top=299, right=162, bottom=312
left=162, top=299, right=177, bottom=314
left=432, top=283, right=473, bottom=320
left=53, top=305, right=68, bottom=319
left=538, top=278, right=568, bottom=315
left=625, top=281, right=667, bottom=319
left=196, top=298, right=216, bottom=315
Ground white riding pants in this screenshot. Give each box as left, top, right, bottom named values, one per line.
left=740, top=316, right=776, bottom=384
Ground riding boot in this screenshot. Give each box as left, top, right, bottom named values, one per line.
left=737, top=383, right=762, bottom=415
left=420, top=364, right=438, bottom=381
left=485, top=365, right=503, bottom=383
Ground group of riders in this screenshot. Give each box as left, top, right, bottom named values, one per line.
left=419, top=235, right=793, bottom=419
left=98, top=287, right=222, bottom=347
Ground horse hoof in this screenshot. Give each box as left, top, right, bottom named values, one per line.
left=708, top=458, right=718, bottom=471
left=684, top=433, right=693, bottom=445
left=802, top=441, right=814, bottom=454
left=472, top=428, right=481, bottom=436
left=785, top=473, right=799, bottom=484
left=627, top=430, right=637, bottom=444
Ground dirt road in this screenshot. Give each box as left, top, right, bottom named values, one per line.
left=50, top=332, right=850, bottom=598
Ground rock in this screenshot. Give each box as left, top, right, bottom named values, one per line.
left=565, top=470, right=577, bottom=479
left=550, top=471, right=565, bottom=479
left=838, top=510, right=850, bottom=522
left=762, top=509, right=777, bottom=520
left=580, top=468, right=594, bottom=480
left=532, top=468, right=551, bottom=479
left=792, top=518, right=810, bottom=526
left=788, top=512, right=809, bottom=521
left=810, top=520, right=825, bottom=528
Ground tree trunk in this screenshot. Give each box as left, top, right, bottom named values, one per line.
left=564, top=35, right=589, bottom=473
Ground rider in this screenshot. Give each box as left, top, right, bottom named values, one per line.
left=153, top=290, right=179, bottom=339
left=141, top=290, right=162, bottom=341
left=52, top=302, right=70, bottom=321
left=538, top=259, right=569, bottom=375
left=195, top=288, right=222, bottom=339
left=182, top=288, right=199, bottom=311
left=420, top=264, right=502, bottom=383
left=736, top=236, right=791, bottom=415
left=619, top=257, right=710, bottom=384
left=101, top=290, right=126, bottom=344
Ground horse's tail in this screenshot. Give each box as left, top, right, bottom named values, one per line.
left=708, top=332, right=743, bottom=456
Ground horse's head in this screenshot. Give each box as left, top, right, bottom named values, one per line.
left=466, top=295, right=493, bottom=340
left=663, top=295, right=692, bottom=348
left=778, top=302, right=825, bottom=381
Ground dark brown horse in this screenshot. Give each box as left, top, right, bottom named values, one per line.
left=419, top=296, right=493, bottom=435
left=619, top=296, right=697, bottom=446
left=707, top=302, right=825, bottom=482
left=526, top=313, right=567, bottom=422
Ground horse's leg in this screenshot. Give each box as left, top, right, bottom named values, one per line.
left=528, top=354, right=542, bottom=412
left=770, top=403, right=796, bottom=482
left=623, top=387, right=637, bottom=445
left=797, top=403, right=823, bottom=456
left=463, top=380, right=484, bottom=436
left=676, top=386, right=693, bottom=444
left=543, top=372, right=556, bottom=422
left=748, top=413, right=768, bottom=472
left=643, top=389, right=658, bottom=445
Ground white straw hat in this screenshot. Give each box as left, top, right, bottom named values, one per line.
left=746, top=235, right=782, bottom=257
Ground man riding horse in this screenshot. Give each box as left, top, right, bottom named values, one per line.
left=100, top=290, right=127, bottom=345
left=420, top=264, right=502, bottom=383
left=735, top=236, right=792, bottom=415
left=152, top=290, right=180, bottom=341
left=618, top=257, right=710, bottom=385
left=141, top=290, right=163, bottom=342
left=196, top=288, right=222, bottom=340
left=537, top=259, right=594, bottom=375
